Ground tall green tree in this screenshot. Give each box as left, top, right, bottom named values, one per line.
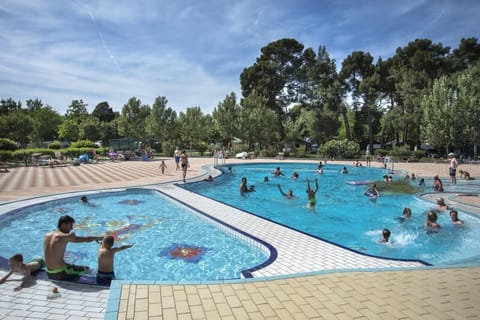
left=2, top=109, right=34, bottom=147
left=118, top=97, right=151, bottom=138
left=452, top=37, right=480, bottom=71
left=92, top=101, right=116, bottom=122
left=455, top=62, right=480, bottom=158
left=177, top=107, right=210, bottom=151
left=0, top=98, right=22, bottom=115
left=240, top=38, right=305, bottom=118
left=339, top=51, right=376, bottom=149
left=237, top=90, right=280, bottom=149
left=212, top=92, right=240, bottom=148
left=65, top=100, right=89, bottom=121
left=145, top=96, right=178, bottom=144
left=390, top=39, right=452, bottom=147
left=58, top=118, right=80, bottom=142
left=421, top=76, right=462, bottom=154
left=30, top=106, right=62, bottom=146
left=26, top=98, right=44, bottom=112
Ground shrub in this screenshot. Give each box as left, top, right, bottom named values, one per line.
left=0, top=150, right=13, bottom=161
left=71, top=140, right=97, bottom=148
left=413, top=149, right=426, bottom=159
left=0, top=138, right=18, bottom=151
left=391, top=146, right=410, bottom=161
left=319, top=139, right=360, bottom=159
left=48, top=141, right=62, bottom=149
left=375, top=149, right=389, bottom=157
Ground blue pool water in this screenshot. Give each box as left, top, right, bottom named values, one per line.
left=0, top=190, right=269, bottom=281
left=184, top=162, right=480, bottom=265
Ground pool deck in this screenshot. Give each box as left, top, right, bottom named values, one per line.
left=1, top=158, right=480, bottom=319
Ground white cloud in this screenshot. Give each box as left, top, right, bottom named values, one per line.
left=0, top=0, right=478, bottom=115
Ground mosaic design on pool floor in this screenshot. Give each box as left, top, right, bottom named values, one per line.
left=159, top=243, right=208, bottom=263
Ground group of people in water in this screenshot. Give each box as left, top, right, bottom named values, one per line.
left=235, top=162, right=468, bottom=245
left=380, top=197, right=465, bottom=244
left=0, top=196, right=133, bottom=291
left=239, top=165, right=322, bottom=209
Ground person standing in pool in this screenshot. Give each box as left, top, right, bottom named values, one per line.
left=97, top=235, right=133, bottom=281
left=449, top=210, right=464, bottom=225
left=44, top=215, right=103, bottom=281
left=180, top=151, right=190, bottom=183
left=306, top=177, right=319, bottom=208
left=277, top=184, right=297, bottom=199
left=240, top=177, right=255, bottom=194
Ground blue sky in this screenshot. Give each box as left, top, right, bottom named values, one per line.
left=0, top=0, right=479, bottom=115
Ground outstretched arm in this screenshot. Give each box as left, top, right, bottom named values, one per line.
left=277, top=184, right=287, bottom=197
left=112, top=244, right=134, bottom=253
left=0, top=269, right=13, bottom=285
left=306, top=177, right=311, bottom=191
left=314, top=178, right=319, bottom=193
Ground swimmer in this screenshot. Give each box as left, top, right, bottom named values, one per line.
left=277, top=184, right=297, bottom=199
left=449, top=210, right=464, bottom=225
left=291, top=171, right=299, bottom=180
left=0, top=254, right=44, bottom=291
left=273, top=167, right=284, bottom=177
left=425, top=211, right=441, bottom=230
left=81, top=196, right=97, bottom=207
left=363, top=184, right=380, bottom=199
left=341, top=167, right=348, bottom=174
left=379, top=228, right=391, bottom=243
left=436, top=197, right=449, bottom=210
left=418, top=178, right=425, bottom=189
left=240, top=177, right=255, bottom=194
left=306, top=177, right=319, bottom=208
left=204, top=175, right=214, bottom=182
left=263, top=176, right=269, bottom=183
left=398, top=207, right=412, bottom=222
left=432, top=175, right=444, bottom=192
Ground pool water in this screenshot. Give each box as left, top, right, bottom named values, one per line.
left=0, top=190, right=269, bottom=281
left=184, top=162, right=480, bottom=265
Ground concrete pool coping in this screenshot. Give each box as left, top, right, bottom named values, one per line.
left=1, top=158, right=480, bottom=319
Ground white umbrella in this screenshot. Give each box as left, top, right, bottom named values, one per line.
left=448, top=152, right=455, bottom=157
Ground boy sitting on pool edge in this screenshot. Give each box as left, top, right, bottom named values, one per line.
left=97, top=235, right=133, bottom=281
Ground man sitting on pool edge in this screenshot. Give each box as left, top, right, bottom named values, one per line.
left=44, top=215, right=103, bottom=280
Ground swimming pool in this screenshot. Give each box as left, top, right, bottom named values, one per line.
left=184, top=162, right=480, bottom=265
left=0, top=189, right=269, bottom=281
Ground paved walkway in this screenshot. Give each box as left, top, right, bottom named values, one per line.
left=1, top=158, right=480, bottom=320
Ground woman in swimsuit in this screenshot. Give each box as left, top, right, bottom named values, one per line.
left=306, top=177, right=319, bottom=208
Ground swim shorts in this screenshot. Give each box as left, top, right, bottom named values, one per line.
left=46, top=263, right=89, bottom=280
left=30, top=257, right=46, bottom=268
left=97, top=271, right=115, bottom=280
left=308, top=198, right=316, bottom=206
left=449, top=167, right=456, bottom=176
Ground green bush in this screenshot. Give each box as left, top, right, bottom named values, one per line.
left=71, top=140, right=97, bottom=148
left=11, top=148, right=55, bottom=166
left=319, top=139, right=360, bottom=159
left=413, top=149, right=426, bottom=159
left=0, top=138, right=18, bottom=151
left=48, top=141, right=62, bottom=149
left=62, top=147, right=94, bottom=159
left=391, top=146, right=410, bottom=160
left=375, top=149, right=389, bottom=157
left=0, top=150, right=13, bottom=161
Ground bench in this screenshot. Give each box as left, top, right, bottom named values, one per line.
left=0, top=162, right=9, bottom=172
